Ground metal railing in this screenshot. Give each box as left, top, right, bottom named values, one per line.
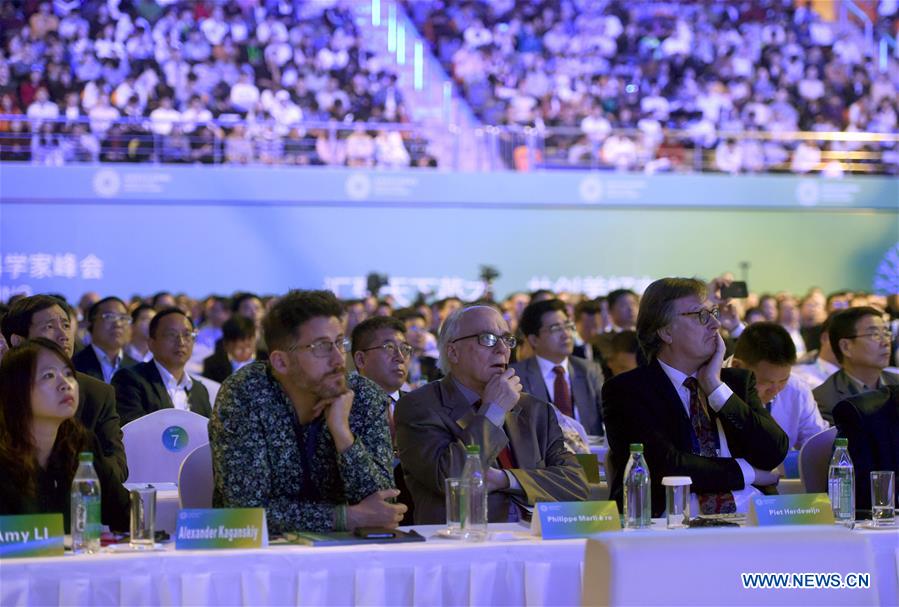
left=1, top=115, right=896, bottom=175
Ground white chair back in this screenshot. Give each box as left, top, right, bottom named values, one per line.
left=798, top=426, right=838, bottom=493
left=122, top=409, right=210, bottom=484
left=178, top=443, right=213, bottom=508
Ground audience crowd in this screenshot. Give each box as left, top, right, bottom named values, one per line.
left=2, top=1, right=897, bottom=172
left=0, top=276, right=897, bottom=530
left=0, top=0, right=437, bottom=167
left=407, top=0, right=899, bottom=173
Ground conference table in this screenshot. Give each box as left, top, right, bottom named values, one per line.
left=2, top=521, right=896, bottom=606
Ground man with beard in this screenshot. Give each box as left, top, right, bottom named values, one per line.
left=209, top=290, right=404, bottom=534
left=112, top=308, right=212, bottom=425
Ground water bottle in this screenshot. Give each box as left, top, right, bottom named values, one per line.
left=623, top=443, right=651, bottom=528
left=828, top=438, right=855, bottom=526
left=71, top=452, right=102, bottom=553
left=461, top=445, right=488, bottom=541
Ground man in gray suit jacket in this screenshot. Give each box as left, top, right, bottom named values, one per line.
left=511, top=299, right=605, bottom=436
left=395, top=305, right=590, bottom=524
left=813, top=306, right=898, bottom=424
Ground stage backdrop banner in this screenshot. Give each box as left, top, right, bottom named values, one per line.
left=1, top=165, right=897, bottom=302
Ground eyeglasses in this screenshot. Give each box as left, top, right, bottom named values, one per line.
left=451, top=332, right=517, bottom=349
left=847, top=328, right=892, bottom=342
left=100, top=313, right=132, bottom=325
left=288, top=337, right=351, bottom=359
left=679, top=306, right=720, bottom=325
left=359, top=342, right=414, bottom=359
left=542, top=321, right=577, bottom=335
left=159, top=330, right=198, bottom=344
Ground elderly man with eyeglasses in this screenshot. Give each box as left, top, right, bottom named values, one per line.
left=395, top=305, right=590, bottom=524
left=209, top=290, right=404, bottom=534
left=813, top=306, right=898, bottom=424
left=112, top=308, right=212, bottom=426
left=602, top=278, right=788, bottom=518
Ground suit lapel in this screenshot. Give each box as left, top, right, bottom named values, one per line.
left=145, top=362, right=175, bottom=410
left=526, top=358, right=550, bottom=402
left=438, top=376, right=475, bottom=429
left=504, top=404, right=530, bottom=466
left=646, top=360, right=694, bottom=445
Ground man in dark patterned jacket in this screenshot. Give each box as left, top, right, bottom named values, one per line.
left=209, top=290, right=405, bottom=534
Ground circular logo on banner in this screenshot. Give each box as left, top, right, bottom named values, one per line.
left=161, top=426, right=189, bottom=452
left=92, top=169, right=121, bottom=198
left=795, top=180, right=819, bottom=207
left=579, top=175, right=604, bottom=203
left=345, top=173, right=372, bottom=201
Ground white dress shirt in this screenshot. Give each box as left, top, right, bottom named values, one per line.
left=769, top=375, right=830, bottom=450
left=657, top=359, right=758, bottom=513
left=154, top=360, right=193, bottom=411
left=792, top=357, right=839, bottom=390
left=92, top=344, right=123, bottom=384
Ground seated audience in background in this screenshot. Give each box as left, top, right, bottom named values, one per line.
left=793, top=312, right=841, bottom=390
left=151, top=291, right=177, bottom=311
left=606, top=330, right=640, bottom=378
left=777, top=296, right=807, bottom=357
left=396, top=305, right=589, bottom=524
left=232, top=292, right=266, bottom=356
left=210, top=290, right=403, bottom=534
left=124, top=304, right=155, bottom=363
left=732, top=323, right=829, bottom=451
left=202, top=316, right=257, bottom=383
left=112, top=308, right=211, bottom=425
left=833, top=385, right=899, bottom=511
left=393, top=308, right=441, bottom=387
left=813, top=306, right=897, bottom=424
left=0, top=339, right=129, bottom=531
left=72, top=296, right=138, bottom=383
left=594, top=289, right=639, bottom=365
left=190, top=296, right=232, bottom=373
left=511, top=299, right=605, bottom=437
left=2, top=295, right=127, bottom=482
left=603, top=278, right=788, bottom=516
left=572, top=299, right=605, bottom=364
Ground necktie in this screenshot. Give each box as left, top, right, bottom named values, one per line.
left=552, top=365, right=573, bottom=418
left=683, top=377, right=736, bottom=514
left=387, top=397, right=397, bottom=445
left=472, top=400, right=516, bottom=469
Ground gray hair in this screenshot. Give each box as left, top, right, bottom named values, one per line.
left=436, top=305, right=501, bottom=374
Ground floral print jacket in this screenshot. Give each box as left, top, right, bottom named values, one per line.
left=209, top=363, right=394, bottom=534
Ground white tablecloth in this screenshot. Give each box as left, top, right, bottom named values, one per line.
left=2, top=521, right=895, bottom=606
left=0, top=524, right=584, bottom=607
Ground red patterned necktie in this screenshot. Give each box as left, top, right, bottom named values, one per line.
left=683, top=377, right=736, bottom=514
left=552, top=365, right=573, bottom=418
left=472, top=400, right=516, bottom=469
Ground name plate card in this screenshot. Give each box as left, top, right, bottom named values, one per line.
left=531, top=501, right=621, bottom=539
left=0, top=514, right=64, bottom=558
left=176, top=508, right=268, bottom=550
left=749, top=494, right=834, bottom=526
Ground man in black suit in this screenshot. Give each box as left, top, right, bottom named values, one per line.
left=602, top=278, right=787, bottom=517
left=571, top=299, right=606, bottom=365
left=393, top=308, right=443, bottom=388
left=72, top=296, right=138, bottom=383
left=511, top=299, right=605, bottom=436
left=113, top=308, right=211, bottom=426
left=202, top=316, right=256, bottom=383
left=352, top=315, right=415, bottom=523
left=833, top=386, right=899, bottom=511
left=2, top=295, right=128, bottom=482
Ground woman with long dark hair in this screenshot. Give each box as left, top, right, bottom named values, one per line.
left=0, top=338, right=129, bottom=531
